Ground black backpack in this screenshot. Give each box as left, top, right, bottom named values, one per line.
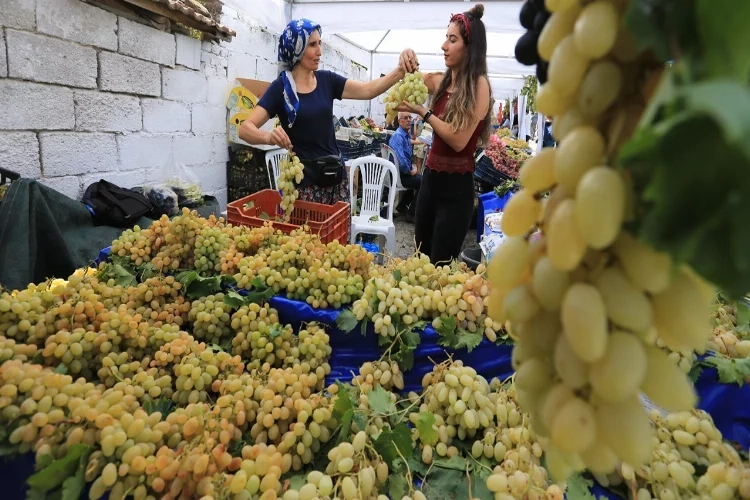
left=82, top=180, right=154, bottom=227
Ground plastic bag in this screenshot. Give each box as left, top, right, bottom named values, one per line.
left=144, top=152, right=204, bottom=215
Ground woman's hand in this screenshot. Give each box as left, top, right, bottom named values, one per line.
left=395, top=101, right=427, bottom=118
left=398, top=49, right=419, bottom=74
left=268, top=127, right=293, bottom=151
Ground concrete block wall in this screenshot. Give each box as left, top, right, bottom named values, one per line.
left=0, top=0, right=372, bottom=209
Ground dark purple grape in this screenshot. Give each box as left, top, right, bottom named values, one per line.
left=515, top=31, right=540, bottom=66
left=520, top=1, right=538, bottom=30
left=533, top=10, right=551, bottom=33
left=532, top=0, right=546, bottom=11
left=536, top=61, right=549, bottom=84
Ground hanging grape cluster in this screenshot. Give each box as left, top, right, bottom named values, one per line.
left=278, top=154, right=304, bottom=222
left=384, top=71, right=429, bottom=124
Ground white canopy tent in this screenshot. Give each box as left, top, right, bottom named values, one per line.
left=222, top=0, right=531, bottom=111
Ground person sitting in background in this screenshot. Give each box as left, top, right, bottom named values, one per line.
left=388, top=112, right=422, bottom=221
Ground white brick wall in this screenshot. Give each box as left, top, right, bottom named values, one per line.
left=117, top=134, right=173, bottom=171
left=118, top=17, right=175, bottom=67
left=6, top=30, right=97, bottom=88
left=192, top=105, right=227, bottom=135
left=0, top=31, right=6, bottom=78
left=174, top=135, right=214, bottom=166
left=0, top=80, right=75, bottom=130
left=36, top=0, right=117, bottom=50
left=74, top=90, right=142, bottom=133
left=0, top=0, right=371, bottom=210
left=99, top=52, right=161, bottom=96
left=0, top=132, right=41, bottom=178
left=162, top=68, right=207, bottom=103
left=176, top=34, right=201, bottom=70
left=0, top=0, right=36, bottom=31
left=142, top=99, right=191, bottom=133
left=40, top=132, right=118, bottom=177
left=39, top=176, right=81, bottom=200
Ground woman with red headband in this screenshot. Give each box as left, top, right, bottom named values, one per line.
left=397, top=4, right=492, bottom=264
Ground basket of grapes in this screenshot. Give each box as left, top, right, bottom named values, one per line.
left=227, top=190, right=349, bottom=244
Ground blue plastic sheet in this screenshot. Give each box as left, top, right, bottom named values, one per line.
left=269, top=296, right=515, bottom=393
left=696, top=365, right=750, bottom=450
left=477, top=191, right=512, bottom=243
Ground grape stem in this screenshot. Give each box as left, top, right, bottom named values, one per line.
left=393, top=439, right=414, bottom=494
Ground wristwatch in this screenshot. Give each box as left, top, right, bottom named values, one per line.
left=422, top=110, right=433, bottom=122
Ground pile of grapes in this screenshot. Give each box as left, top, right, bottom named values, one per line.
left=384, top=71, right=429, bottom=124
left=488, top=0, right=716, bottom=484
left=277, top=154, right=304, bottom=222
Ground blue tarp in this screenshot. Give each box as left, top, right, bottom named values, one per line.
left=477, top=191, right=512, bottom=243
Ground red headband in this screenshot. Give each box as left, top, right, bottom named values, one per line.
left=450, top=13, right=472, bottom=43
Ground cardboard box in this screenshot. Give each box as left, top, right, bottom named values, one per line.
left=226, top=78, right=278, bottom=150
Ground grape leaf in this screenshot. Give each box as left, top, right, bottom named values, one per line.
left=138, top=262, right=158, bottom=281
left=623, top=0, right=700, bottom=63
left=373, top=423, right=412, bottom=469
left=696, top=0, right=750, bottom=80
left=27, top=444, right=91, bottom=492
left=454, top=471, right=494, bottom=500
left=184, top=275, right=224, bottom=300
left=433, top=455, right=468, bottom=471
left=61, top=446, right=93, bottom=500
left=736, top=300, right=750, bottom=332
left=388, top=473, right=410, bottom=500
left=268, top=323, right=284, bottom=340
left=143, top=397, right=175, bottom=419
left=407, top=454, right=430, bottom=477
left=618, top=82, right=750, bottom=298
left=35, top=454, right=54, bottom=470
left=393, top=269, right=402, bottom=281
left=704, top=356, right=750, bottom=386
left=286, top=474, right=307, bottom=491
left=421, top=468, right=465, bottom=499
left=110, top=263, right=137, bottom=287
left=414, top=412, right=438, bottom=446
left=565, top=474, right=597, bottom=500
left=333, top=382, right=357, bottom=443
left=175, top=270, right=199, bottom=289
left=360, top=317, right=369, bottom=337
left=367, top=386, right=396, bottom=415
left=335, top=309, right=359, bottom=333
left=452, top=329, right=484, bottom=353
left=223, top=291, right=247, bottom=310
left=689, top=363, right=704, bottom=383
left=54, top=363, right=68, bottom=374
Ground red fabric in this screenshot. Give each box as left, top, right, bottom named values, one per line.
left=426, top=92, right=486, bottom=174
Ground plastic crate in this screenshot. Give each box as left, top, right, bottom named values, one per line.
left=474, top=149, right=514, bottom=187
left=227, top=189, right=350, bottom=244
left=226, top=147, right=271, bottom=203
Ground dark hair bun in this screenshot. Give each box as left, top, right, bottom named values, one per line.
left=469, top=4, right=484, bottom=20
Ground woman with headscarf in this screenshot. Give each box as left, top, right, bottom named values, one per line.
left=239, top=19, right=418, bottom=205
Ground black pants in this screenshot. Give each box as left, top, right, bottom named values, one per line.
left=396, top=173, right=422, bottom=214
left=415, top=168, right=474, bottom=264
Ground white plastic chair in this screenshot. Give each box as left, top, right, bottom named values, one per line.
left=265, top=148, right=288, bottom=191
left=349, top=156, right=398, bottom=258
left=379, top=144, right=408, bottom=209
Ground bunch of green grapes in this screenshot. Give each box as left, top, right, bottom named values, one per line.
left=0, top=334, right=38, bottom=362
left=187, top=293, right=233, bottom=344
left=293, top=323, right=333, bottom=373
left=323, top=432, right=392, bottom=500
left=278, top=154, right=304, bottom=221
left=352, top=359, right=404, bottom=393
left=230, top=303, right=294, bottom=370
left=656, top=336, right=698, bottom=374
left=384, top=71, right=429, bottom=124
left=0, top=284, right=56, bottom=344
left=709, top=301, right=750, bottom=358
left=353, top=254, right=503, bottom=341
left=418, top=360, right=495, bottom=441
left=172, top=348, right=245, bottom=405
left=234, top=233, right=372, bottom=309
left=193, top=224, right=232, bottom=275
left=601, top=408, right=750, bottom=500
left=219, top=366, right=334, bottom=471
left=150, top=331, right=204, bottom=371
left=487, top=0, right=716, bottom=481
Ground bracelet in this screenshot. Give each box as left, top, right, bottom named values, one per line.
left=422, top=110, right=433, bottom=122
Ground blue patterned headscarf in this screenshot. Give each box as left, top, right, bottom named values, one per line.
left=278, top=19, right=322, bottom=128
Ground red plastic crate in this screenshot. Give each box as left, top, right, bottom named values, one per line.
left=227, top=189, right=350, bottom=244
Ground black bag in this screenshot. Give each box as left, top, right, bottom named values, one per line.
left=82, top=180, right=154, bottom=227
left=304, top=155, right=344, bottom=188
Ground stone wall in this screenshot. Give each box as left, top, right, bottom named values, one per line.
left=0, top=0, right=372, bottom=209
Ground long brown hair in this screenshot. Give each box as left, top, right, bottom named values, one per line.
left=431, top=4, right=492, bottom=146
